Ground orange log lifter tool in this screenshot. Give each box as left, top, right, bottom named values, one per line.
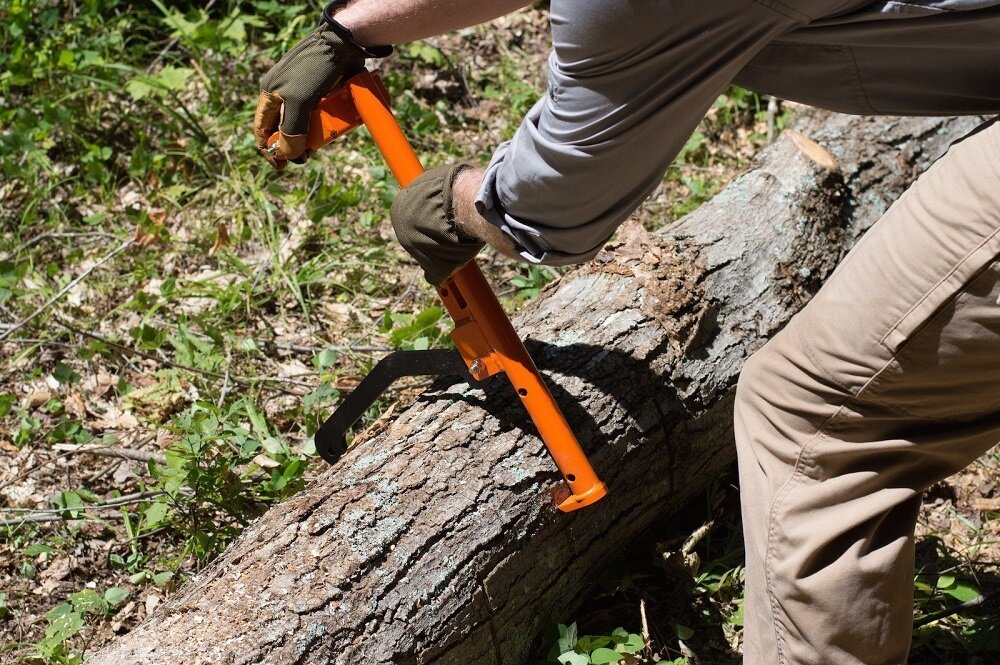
left=268, top=70, right=607, bottom=512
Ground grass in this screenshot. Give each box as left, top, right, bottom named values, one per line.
left=2, top=1, right=995, bottom=664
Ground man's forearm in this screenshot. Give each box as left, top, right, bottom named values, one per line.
left=452, top=167, right=521, bottom=262
left=335, top=0, right=533, bottom=47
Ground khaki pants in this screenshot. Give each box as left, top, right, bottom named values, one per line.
left=735, top=116, right=1000, bottom=664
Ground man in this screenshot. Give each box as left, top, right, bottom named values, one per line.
left=254, top=1, right=1000, bottom=663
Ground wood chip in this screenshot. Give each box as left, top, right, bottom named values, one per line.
left=785, top=129, right=840, bottom=172
left=971, top=497, right=1000, bottom=512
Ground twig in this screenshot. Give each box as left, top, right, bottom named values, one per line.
left=217, top=349, right=232, bottom=409
left=0, top=231, right=122, bottom=263
left=275, top=342, right=392, bottom=354
left=640, top=598, right=651, bottom=654
left=0, top=238, right=135, bottom=342
left=50, top=443, right=166, bottom=465
left=0, top=338, right=77, bottom=349
left=0, top=490, right=165, bottom=527
left=913, top=592, right=991, bottom=627
left=767, top=97, right=781, bottom=144
left=85, top=430, right=158, bottom=484
left=86, top=459, right=124, bottom=485
left=682, top=520, right=715, bottom=556
left=0, top=512, right=129, bottom=527
left=1, top=490, right=164, bottom=514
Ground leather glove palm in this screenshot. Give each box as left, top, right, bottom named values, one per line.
left=253, top=24, right=366, bottom=169
left=391, top=164, right=485, bottom=286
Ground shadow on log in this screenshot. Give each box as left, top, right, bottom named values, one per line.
left=89, top=112, right=984, bottom=664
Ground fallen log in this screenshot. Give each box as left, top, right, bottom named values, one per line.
left=89, top=111, right=983, bottom=664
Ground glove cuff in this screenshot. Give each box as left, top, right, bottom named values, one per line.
left=391, top=164, right=485, bottom=286
left=323, top=1, right=393, bottom=59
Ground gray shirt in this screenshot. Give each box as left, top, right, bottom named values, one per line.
left=475, top=0, right=1000, bottom=266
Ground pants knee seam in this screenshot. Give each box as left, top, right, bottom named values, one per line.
left=763, top=404, right=850, bottom=664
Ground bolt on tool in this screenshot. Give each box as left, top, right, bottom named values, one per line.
left=268, top=70, right=607, bottom=512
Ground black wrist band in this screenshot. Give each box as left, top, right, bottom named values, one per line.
left=323, top=1, right=393, bottom=58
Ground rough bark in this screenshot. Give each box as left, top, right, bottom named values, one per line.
left=90, top=112, right=983, bottom=665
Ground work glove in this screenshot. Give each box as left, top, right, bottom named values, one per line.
left=253, top=2, right=391, bottom=170
left=391, top=164, right=486, bottom=286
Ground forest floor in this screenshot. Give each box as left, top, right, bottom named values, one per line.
left=1, top=3, right=996, bottom=664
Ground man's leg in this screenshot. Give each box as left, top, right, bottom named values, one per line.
left=735, top=116, right=1000, bottom=665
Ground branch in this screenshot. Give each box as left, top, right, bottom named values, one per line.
left=0, top=491, right=165, bottom=527
left=50, top=443, right=167, bottom=465
left=0, top=231, right=123, bottom=263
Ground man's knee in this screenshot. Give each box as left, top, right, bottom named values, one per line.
left=735, top=323, right=845, bottom=467
left=735, top=334, right=795, bottom=425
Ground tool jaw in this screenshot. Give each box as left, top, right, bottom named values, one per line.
left=557, top=481, right=609, bottom=512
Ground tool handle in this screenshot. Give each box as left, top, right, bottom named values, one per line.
left=265, top=72, right=390, bottom=158
left=277, top=70, right=607, bottom=512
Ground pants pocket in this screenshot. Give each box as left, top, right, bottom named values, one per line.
left=880, top=227, right=1000, bottom=354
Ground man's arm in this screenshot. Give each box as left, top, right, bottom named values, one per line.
left=452, top=168, right=520, bottom=261
left=468, top=0, right=812, bottom=267
left=336, top=0, right=534, bottom=48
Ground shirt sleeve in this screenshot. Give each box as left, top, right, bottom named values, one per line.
left=474, top=0, right=804, bottom=266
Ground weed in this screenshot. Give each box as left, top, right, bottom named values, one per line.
left=547, top=623, right=649, bottom=665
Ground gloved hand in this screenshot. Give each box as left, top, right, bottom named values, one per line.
left=253, top=2, right=391, bottom=170
left=391, top=164, right=486, bottom=286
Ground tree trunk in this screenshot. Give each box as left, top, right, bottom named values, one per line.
left=89, top=112, right=983, bottom=665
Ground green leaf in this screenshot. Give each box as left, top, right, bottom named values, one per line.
left=44, top=603, right=83, bottom=644
left=261, top=436, right=285, bottom=455
left=70, top=588, right=106, bottom=614
left=0, top=393, right=15, bottom=418
left=578, top=635, right=613, bottom=651
left=937, top=574, right=956, bottom=589
left=316, top=349, right=338, bottom=370
left=143, top=501, right=171, bottom=529
left=557, top=651, right=589, bottom=665
left=51, top=491, right=85, bottom=519
left=129, top=571, right=150, bottom=585
left=557, top=623, right=579, bottom=654
left=245, top=399, right=271, bottom=439
left=125, top=78, right=155, bottom=101
left=48, top=419, right=82, bottom=443
left=154, top=66, right=194, bottom=91
left=590, top=647, right=623, bottom=664
left=152, top=571, right=174, bottom=587
left=675, top=624, right=694, bottom=640
left=104, top=587, right=129, bottom=607
left=403, top=41, right=446, bottom=67
left=728, top=600, right=745, bottom=627
left=619, top=633, right=645, bottom=654
left=53, top=363, right=81, bottom=384
left=944, top=581, right=981, bottom=603
left=24, top=543, right=58, bottom=557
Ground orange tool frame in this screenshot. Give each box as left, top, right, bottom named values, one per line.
left=269, top=70, right=607, bottom=512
